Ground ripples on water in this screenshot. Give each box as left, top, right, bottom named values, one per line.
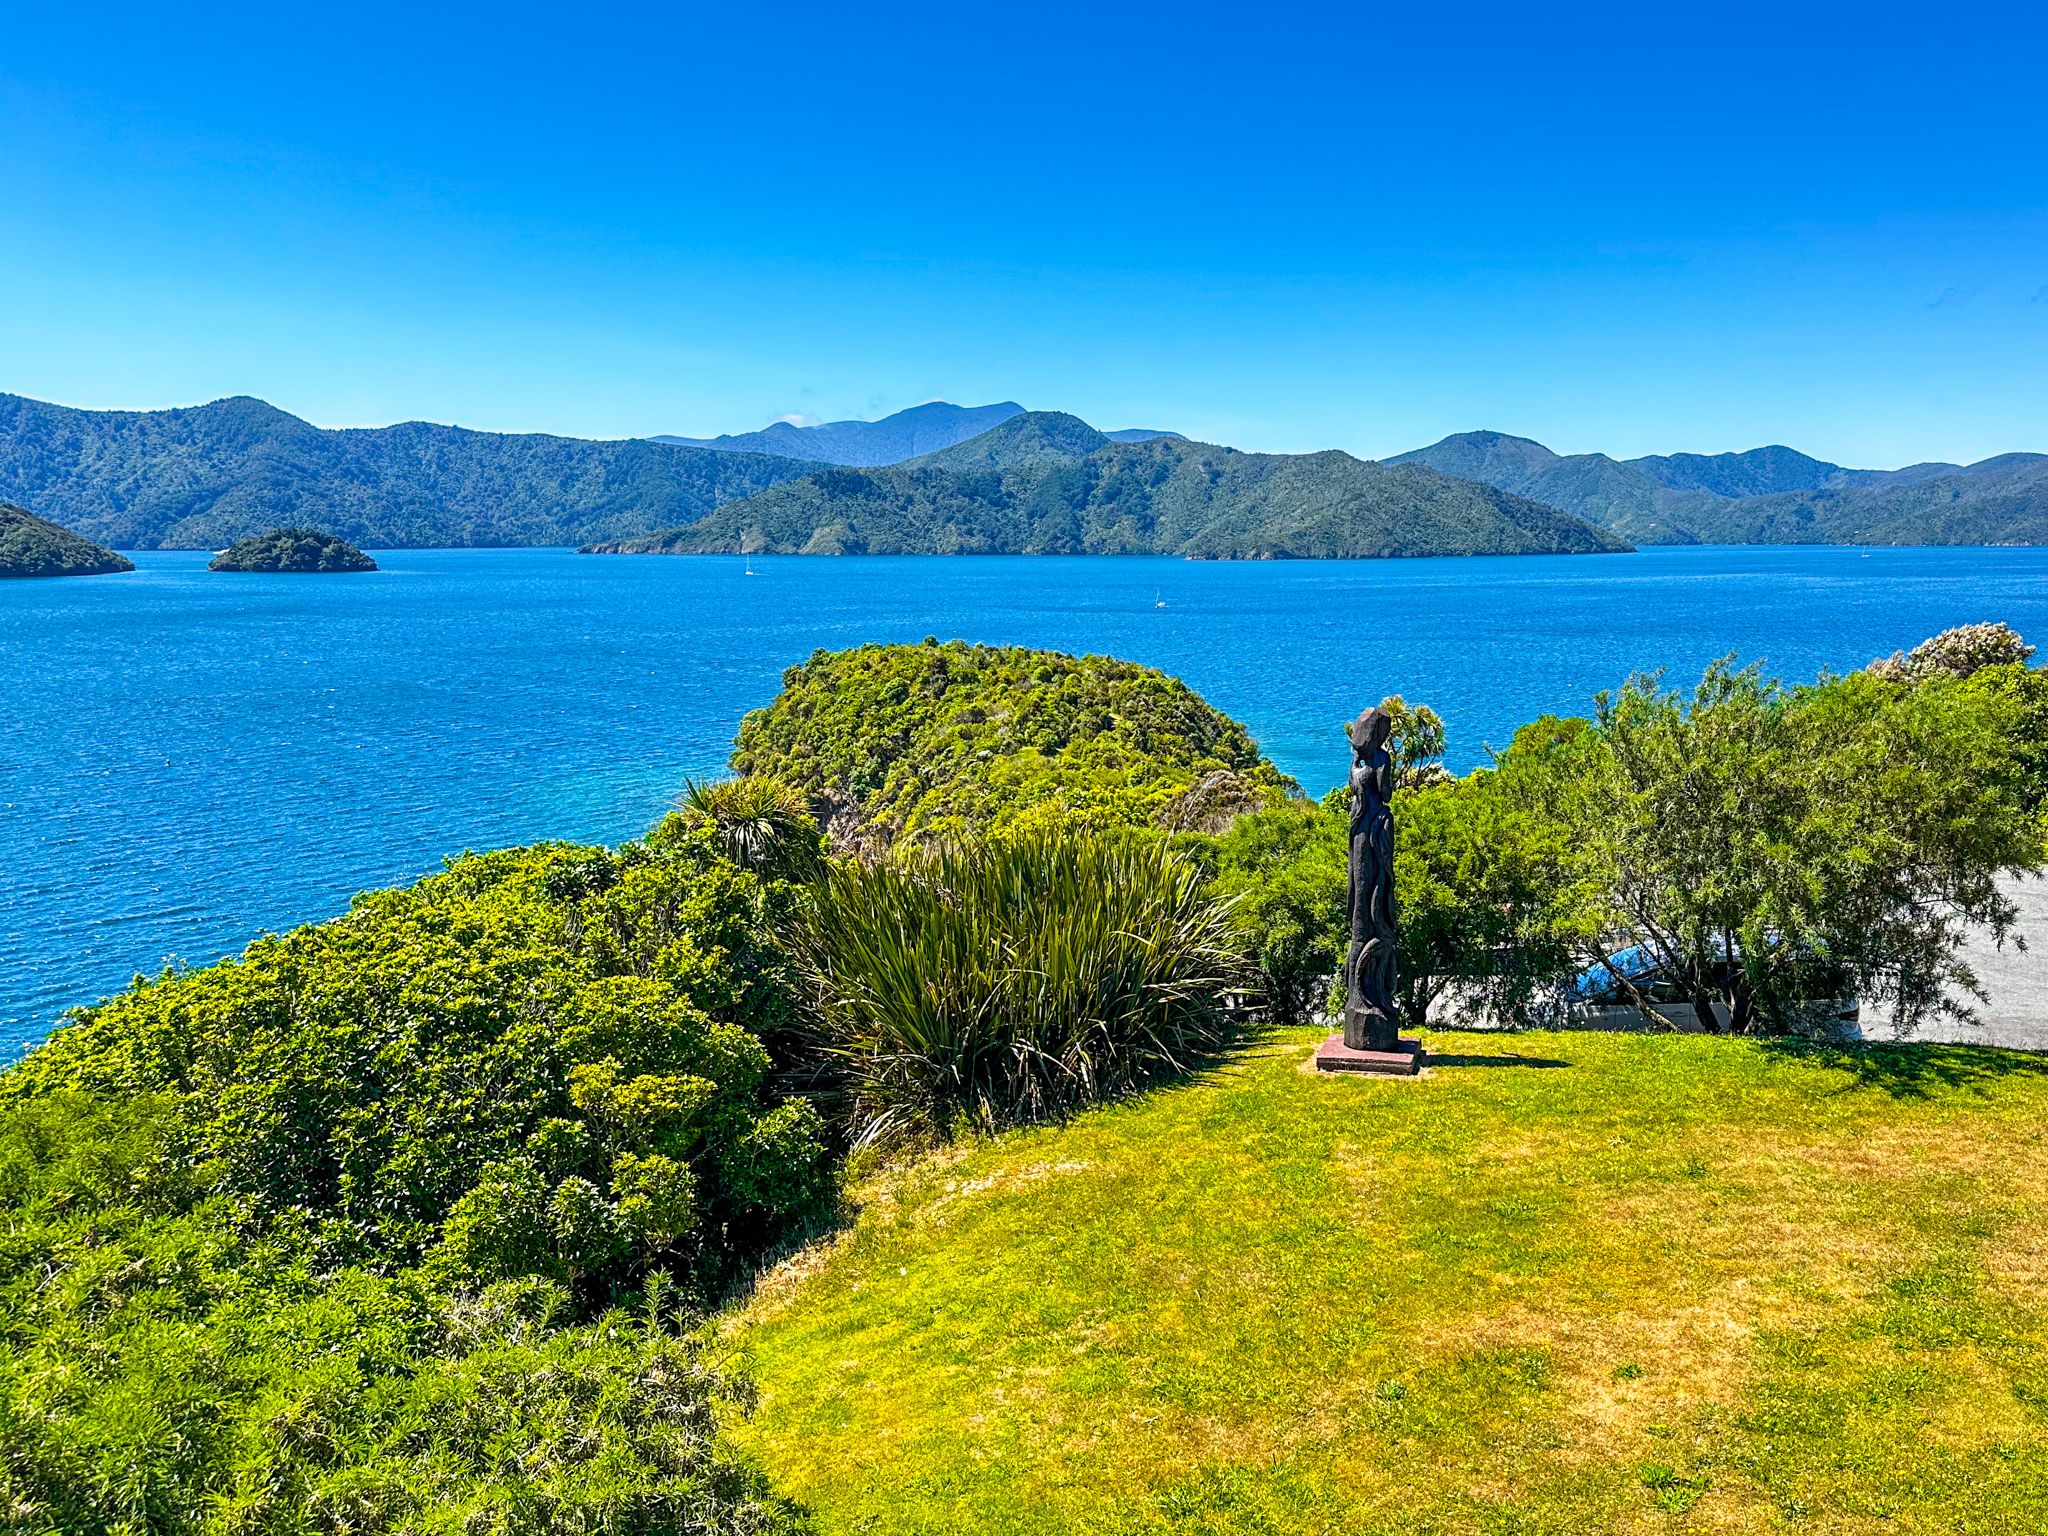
left=8, top=544, right=2048, bottom=1055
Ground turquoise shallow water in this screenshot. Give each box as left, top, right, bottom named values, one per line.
left=8, top=544, right=2048, bottom=1055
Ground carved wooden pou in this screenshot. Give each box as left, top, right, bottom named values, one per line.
left=1343, top=705, right=1399, bottom=1052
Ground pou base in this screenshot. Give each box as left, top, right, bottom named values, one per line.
left=1314, top=1034, right=1426, bottom=1075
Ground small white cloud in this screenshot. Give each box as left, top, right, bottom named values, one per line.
left=1926, top=285, right=1970, bottom=310
left=771, top=412, right=823, bottom=428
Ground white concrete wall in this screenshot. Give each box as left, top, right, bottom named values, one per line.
left=1862, top=875, right=2048, bottom=1050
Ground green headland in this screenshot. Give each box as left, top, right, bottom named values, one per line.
left=4, top=630, right=2045, bottom=1533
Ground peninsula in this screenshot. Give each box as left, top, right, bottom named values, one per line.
left=0, top=502, right=133, bottom=578
left=584, top=412, right=1628, bottom=560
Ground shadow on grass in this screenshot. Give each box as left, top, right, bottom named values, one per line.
left=1426, top=1052, right=1571, bottom=1070
left=1759, top=1036, right=2048, bottom=1100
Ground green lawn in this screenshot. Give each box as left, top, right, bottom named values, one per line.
left=724, top=1029, right=2048, bottom=1535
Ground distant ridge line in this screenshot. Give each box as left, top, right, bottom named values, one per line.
left=585, top=410, right=1630, bottom=561
left=0, top=385, right=2040, bottom=551
left=651, top=401, right=1185, bottom=465
left=1390, top=429, right=2048, bottom=546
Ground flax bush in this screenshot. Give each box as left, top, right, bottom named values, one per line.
left=795, top=831, right=1243, bottom=1146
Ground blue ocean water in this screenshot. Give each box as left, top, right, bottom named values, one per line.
left=8, top=544, right=2048, bottom=1055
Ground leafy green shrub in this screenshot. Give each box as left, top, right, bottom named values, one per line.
left=8, top=826, right=829, bottom=1305
left=0, top=1120, right=804, bottom=1536
left=731, top=641, right=1294, bottom=846
left=1204, top=798, right=1348, bottom=1023
left=1392, top=775, right=1591, bottom=1025
left=0, top=822, right=829, bottom=1534
left=1951, top=659, right=2048, bottom=814
left=1378, top=694, right=1449, bottom=789
left=795, top=830, right=1242, bottom=1145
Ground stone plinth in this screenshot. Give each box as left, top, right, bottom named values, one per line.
left=1314, top=1033, right=1426, bottom=1076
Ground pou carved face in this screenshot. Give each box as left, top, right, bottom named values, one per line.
left=1348, top=706, right=1393, bottom=758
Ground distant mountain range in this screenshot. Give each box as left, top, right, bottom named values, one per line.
left=650, top=400, right=1179, bottom=465
left=585, top=412, right=1628, bottom=560
left=1390, top=431, right=2048, bottom=546
left=1, top=388, right=2042, bottom=554
left=0, top=393, right=817, bottom=549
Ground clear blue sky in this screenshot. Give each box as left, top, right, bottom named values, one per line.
left=3, top=1, right=2044, bottom=467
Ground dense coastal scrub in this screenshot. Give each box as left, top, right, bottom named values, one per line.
left=731, top=640, right=1296, bottom=847
left=737, top=633, right=2045, bottom=1040
left=11, top=826, right=832, bottom=1298
left=208, top=526, right=378, bottom=572
left=0, top=824, right=829, bottom=1532
left=0, top=1177, right=802, bottom=1535
left=0, top=501, right=133, bottom=577
left=1506, top=654, right=2045, bottom=1027
left=0, top=687, right=1252, bottom=1528
left=1209, top=626, right=2048, bottom=1032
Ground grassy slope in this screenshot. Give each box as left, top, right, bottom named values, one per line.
left=728, top=1029, right=2048, bottom=1534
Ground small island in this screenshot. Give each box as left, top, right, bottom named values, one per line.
left=0, top=502, right=135, bottom=578
left=209, top=527, right=378, bottom=573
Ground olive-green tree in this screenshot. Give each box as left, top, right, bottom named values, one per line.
left=1496, top=658, right=2045, bottom=1032
left=1380, top=694, right=1450, bottom=789
left=1393, top=774, right=1591, bottom=1026
left=1205, top=798, right=1347, bottom=1023
left=1206, top=766, right=1585, bottom=1027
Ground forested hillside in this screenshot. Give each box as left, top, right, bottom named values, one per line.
left=0, top=393, right=817, bottom=549
left=1393, top=430, right=2048, bottom=546
left=653, top=400, right=1180, bottom=464
left=12, top=384, right=2041, bottom=553
left=589, top=413, right=1630, bottom=559
left=208, top=526, right=378, bottom=572
left=0, top=502, right=133, bottom=577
